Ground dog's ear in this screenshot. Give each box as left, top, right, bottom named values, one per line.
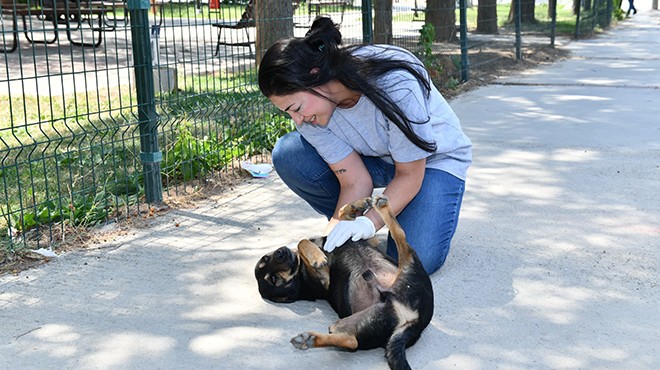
left=298, top=239, right=330, bottom=286
left=271, top=295, right=298, bottom=303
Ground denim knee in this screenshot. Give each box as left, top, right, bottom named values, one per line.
left=271, top=132, right=298, bottom=179
left=271, top=132, right=339, bottom=218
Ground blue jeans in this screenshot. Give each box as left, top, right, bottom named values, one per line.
left=272, top=131, right=466, bottom=274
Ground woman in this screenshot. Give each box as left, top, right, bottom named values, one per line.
left=258, top=17, right=472, bottom=274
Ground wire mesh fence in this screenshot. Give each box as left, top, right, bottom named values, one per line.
left=1, top=0, right=614, bottom=253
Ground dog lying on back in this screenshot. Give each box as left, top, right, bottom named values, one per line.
left=254, top=195, right=433, bottom=370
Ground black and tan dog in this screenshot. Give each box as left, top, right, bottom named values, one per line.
left=254, top=195, right=433, bottom=370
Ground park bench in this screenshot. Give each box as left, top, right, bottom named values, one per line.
left=306, top=0, right=347, bottom=23
left=100, top=0, right=164, bottom=27
left=212, top=0, right=347, bottom=56
left=0, top=0, right=121, bottom=53
left=211, top=0, right=255, bottom=56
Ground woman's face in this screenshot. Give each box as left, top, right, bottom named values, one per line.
left=269, top=89, right=336, bottom=127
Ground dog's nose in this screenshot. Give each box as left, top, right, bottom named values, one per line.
left=275, top=247, right=287, bottom=263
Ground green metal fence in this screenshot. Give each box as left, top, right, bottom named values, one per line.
left=0, top=0, right=613, bottom=253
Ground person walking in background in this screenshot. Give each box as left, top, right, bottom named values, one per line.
left=626, top=0, right=638, bottom=16
left=257, top=17, right=472, bottom=274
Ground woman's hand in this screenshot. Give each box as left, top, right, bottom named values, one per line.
left=323, top=216, right=376, bottom=252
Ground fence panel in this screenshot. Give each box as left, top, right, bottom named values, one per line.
left=1, top=0, right=611, bottom=253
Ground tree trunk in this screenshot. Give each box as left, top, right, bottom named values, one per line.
left=476, top=0, right=498, bottom=34
left=427, top=0, right=456, bottom=42
left=373, top=0, right=393, bottom=44
left=548, top=0, right=557, bottom=18
left=255, top=0, right=294, bottom=66
left=507, top=0, right=537, bottom=24
left=573, top=0, right=580, bottom=15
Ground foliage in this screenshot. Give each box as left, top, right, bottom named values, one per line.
left=416, top=23, right=460, bottom=91
left=417, top=23, right=437, bottom=68
left=0, top=66, right=296, bottom=253
left=162, top=123, right=242, bottom=182
left=612, top=0, right=626, bottom=20
left=417, top=23, right=445, bottom=82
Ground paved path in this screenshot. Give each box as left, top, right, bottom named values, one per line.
left=1, top=7, right=659, bottom=370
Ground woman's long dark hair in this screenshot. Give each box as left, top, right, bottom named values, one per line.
left=258, top=17, right=436, bottom=152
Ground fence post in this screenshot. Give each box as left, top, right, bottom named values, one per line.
left=575, top=0, right=582, bottom=38
left=515, top=0, right=522, bottom=60
left=127, top=0, right=163, bottom=204
left=458, top=0, right=469, bottom=81
left=550, top=0, right=557, bottom=47
left=362, top=0, right=373, bottom=44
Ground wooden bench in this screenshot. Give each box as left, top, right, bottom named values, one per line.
left=101, top=0, right=164, bottom=27
left=1, top=0, right=119, bottom=53
left=211, top=0, right=255, bottom=56
left=307, top=0, right=347, bottom=23
left=212, top=0, right=305, bottom=56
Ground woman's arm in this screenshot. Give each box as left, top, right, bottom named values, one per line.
left=365, top=157, right=426, bottom=230
left=323, top=151, right=374, bottom=235
left=324, top=153, right=426, bottom=234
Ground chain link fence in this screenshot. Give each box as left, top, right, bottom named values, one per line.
left=1, top=0, right=614, bottom=252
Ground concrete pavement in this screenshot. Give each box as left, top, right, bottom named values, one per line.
left=1, top=6, right=659, bottom=370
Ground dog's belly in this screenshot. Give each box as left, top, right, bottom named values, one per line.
left=331, top=243, right=398, bottom=315
left=348, top=268, right=397, bottom=313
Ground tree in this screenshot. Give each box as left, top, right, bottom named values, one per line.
left=426, top=0, right=456, bottom=42
left=508, top=0, right=537, bottom=24
left=374, top=0, right=393, bottom=44
left=572, top=0, right=580, bottom=15
left=254, top=0, right=294, bottom=65
left=476, top=0, right=499, bottom=34
left=548, top=0, right=557, bottom=18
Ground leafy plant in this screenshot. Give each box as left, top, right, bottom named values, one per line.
left=444, top=77, right=459, bottom=90
left=416, top=23, right=460, bottom=89
left=163, top=124, right=236, bottom=181
left=417, top=23, right=445, bottom=83
left=417, top=23, right=437, bottom=69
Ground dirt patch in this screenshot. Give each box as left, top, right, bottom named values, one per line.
left=0, top=43, right=570, bottom=276
left=0, top=171, right=251, bottom=276
left=439, top=43, right=570, bottom=100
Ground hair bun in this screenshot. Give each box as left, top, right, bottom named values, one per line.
left=306, top=16, right=342, bottom=45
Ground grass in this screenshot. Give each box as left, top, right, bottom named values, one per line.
left=394, top=3, right=593, bottom=37
left=0, top=67, right=292, bottom=253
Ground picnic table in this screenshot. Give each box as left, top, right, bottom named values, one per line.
left=0, top=0, right=122, bottom=53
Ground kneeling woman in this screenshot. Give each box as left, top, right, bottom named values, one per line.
left=258, top=17, right=472, bottom=274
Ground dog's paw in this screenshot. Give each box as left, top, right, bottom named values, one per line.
left=338, top=197, right=373, bottom=220
left=291, top=332, right=315, bottom=350
left=373, top=195, right=389, bottom=209
left=311, top=255, right=328, bottom=269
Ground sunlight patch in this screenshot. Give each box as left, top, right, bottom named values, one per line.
left=190, top=326, right=281, bottom=356
left=511, top=280, right=595, bottom=325
left=82, top=332, right=175, bottom=370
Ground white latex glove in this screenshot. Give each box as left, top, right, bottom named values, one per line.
left=323, top=216, right=376, bottom=252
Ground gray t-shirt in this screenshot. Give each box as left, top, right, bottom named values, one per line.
left=296, top=45, right=472, bottom=181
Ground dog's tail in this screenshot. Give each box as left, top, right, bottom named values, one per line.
left=385, top=324, right=420, bottom=370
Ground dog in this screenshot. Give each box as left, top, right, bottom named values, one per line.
left=254, top=195, right=433, bottom=370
